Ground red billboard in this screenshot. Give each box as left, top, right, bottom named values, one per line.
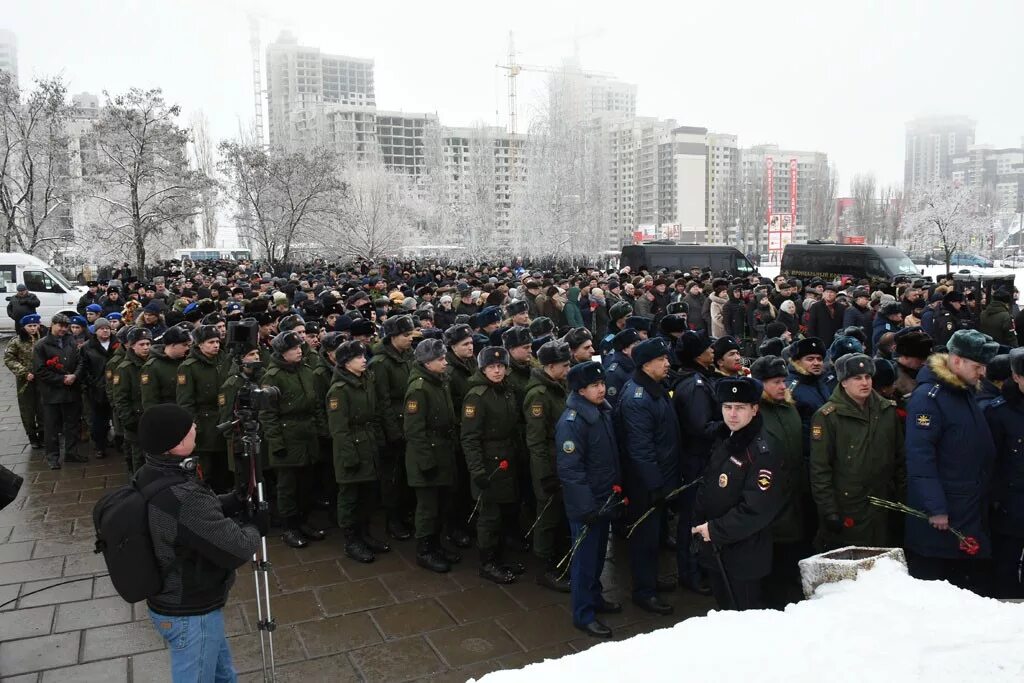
left=789, top=158, right=798, bottom=226
left=765, top=157, right=774, bottom=222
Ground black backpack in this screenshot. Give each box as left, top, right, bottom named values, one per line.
left=93, top=476, right=177, bottom=603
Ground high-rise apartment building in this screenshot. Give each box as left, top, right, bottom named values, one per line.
left=706, top=133, right=739, bottom=243
left=266, top=31, right=375, bottom=148
left=549, top=58, right=637, bottom=125
left=0, top=29, right=17, bottom=82
left=904, top=115, right=976, bottom=192
left=656, top=126, right=708, bottom=243
left=951, top=145, right=1024, bottom=216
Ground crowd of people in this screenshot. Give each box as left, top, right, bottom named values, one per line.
left=4, top=257, right=1023, bottom=643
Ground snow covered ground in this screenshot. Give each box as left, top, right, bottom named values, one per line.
left=473, top=560, right=1024, bottom=683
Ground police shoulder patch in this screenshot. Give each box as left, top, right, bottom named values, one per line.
left=811, top=424, right=824, bottom=441
left=695, top=377, right=703, bottom=385
left=562, top=440, right=576, bottom=454
left=530, top=403, right=543, bottom=418
left=140, top=372, right=149, bottom=385
left=177, top=373, right=186, bottom=385
left=464, top=403, right=477, bottom=418
left=566, top=409, right=577, bottom=422
left=988, top=397, right=1006, bottom=410
left=328, top=396, right=339, bottom=411
left=112, top=374, right=120, bottom=385
left=218, top=393, right=226, bottom=406
left=757, top=469, right=773, bottom=491
left=915, top=414, right=932, bottom=428
left=608, top=363, right=618, bottom=372
left=406, top=399, right=418, bottom=414
left=633, top=386, right=644, bottom=399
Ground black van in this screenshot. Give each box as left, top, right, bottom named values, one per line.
left=781, top=242, right=921, bottom=285
left=619, top=242, right=756, bottom=275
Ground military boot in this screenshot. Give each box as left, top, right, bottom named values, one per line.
left=536, top=557, right=571, bottom=593
left=386, top=516, right=412, bottom=541
left=435, top=534, right=462, bottom=565
left=281, top=518, right=309, bottom=549
left=479, top=548, right=516, bottom=584
left=445, top=527, right=473, bottom=549
left=297, top=522, right=327, bottom=542
left=416, top=537, right=451, bottom=573
left=361, top=523, right=392, bottom=554
left=344, top=528, right=374, bottom=563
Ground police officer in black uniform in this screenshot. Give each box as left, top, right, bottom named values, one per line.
left=691, top=376, right=784, bottom=611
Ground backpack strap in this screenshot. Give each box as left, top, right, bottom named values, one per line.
left=135, top=474, right=180, bottom=502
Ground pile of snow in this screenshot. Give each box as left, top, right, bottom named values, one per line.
left=474, top=560, right=1024, bottom=683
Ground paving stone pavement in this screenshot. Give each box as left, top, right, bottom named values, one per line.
left=0, top=341, right=714, bottom=681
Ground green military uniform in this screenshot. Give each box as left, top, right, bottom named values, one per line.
left=461, top=371, right=521, bottom=551
left=260, top=353, right=323, bottom=526
left=327, top=367, right=381, bottom=531
left=140, top=346, right=184, bottom=411
left=404, top=363, right=457, bottom=539
left=979, top=299, right=1017, bottom=348
left=370, top=340, right=413, bottom=525
left=311, top=354, right=337, bottom=495
left=177, top=348, right=231, bottom=491
left=759, top=389, right=807, bottom=608
left=446, top=349, right=478, bottom=538
left=112, top=350, right=147, bottom=472
left=218, top=367, right=268, bottom=482
left=105, top=346, right=126, bottom=447
left=4, top=332, right=43, bottom=445
left=810, top=386, right=906, bottom=550
left=446, top=350, right=477, bottom=414
left=522, top=367, right=569, bottom=566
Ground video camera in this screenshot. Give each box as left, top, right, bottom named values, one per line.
left=224, top=319, right=279, bottom=411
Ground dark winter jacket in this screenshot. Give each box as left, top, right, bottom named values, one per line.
left=904, top=353, right=996, bottom=559
left=672, top=364, right=721, bottom=479
left=618, top=368, right=681, bottom=508
left=694, top=415, right=783, bottom=581
left=7, top=292, right=40, bottom=323
left=787, top=361, right=837, bottom=457
left=984, top=381, right=1024, bottom=538
left=31, top=332, right=85, bottom=404
left=602, top=350, right=635, bottom=409
left=979, top=300, right=1016, bottom=348
left=140, top=455, right=260, bottom=617
left=842, top=303, right=874, bottom=350
left=807, top=299, right=848, bottom=346
left=722, top=289, right=747, bottom=338
left=759, top=390, right=806, bottom=545
left=555, top=392, right=622, bottom=522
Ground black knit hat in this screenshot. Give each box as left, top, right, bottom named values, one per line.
left=529, top=317, right=555, bottom=338
left=138, top=404, right=194, bottom=455
left=750, top=355, right=788, bottom=381
left=502, top=326, right=532, bottom=349
left=986, top=354, right=1012, bottom=382
left=444, top=323, right=473, bottom=346
left=715, top=376, right=763, bottom=404
left=712, top=336, right=742, bottom=361
left=537, top=340, right=571, bottom=366
left=677, top=331, right=713, bottom=362
left=872, top=358, right=897, bottom=390
left=567, top=361, right=605, bottom=392
left=349, top=319, right=376, bottom=337
left=791, top=337, right=826, bottom=360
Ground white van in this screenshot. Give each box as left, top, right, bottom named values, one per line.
left=0, top=253, right=89, bottom=331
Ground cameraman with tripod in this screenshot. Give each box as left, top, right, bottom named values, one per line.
left=138, top=404, right=264, bottom=682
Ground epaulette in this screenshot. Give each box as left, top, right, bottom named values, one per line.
left=787, top=378, right=799, bottom=390
left=180, top=357, right=196, bottom=366
left=264, top=366, right=280, bottom=377
left=466, top=385, right=487, bottom=398
left=927, top=384, right=941, bottom=399
left=632, top=385, right=644, bottom=399
left=608, top=362, right=618, bottom=372
left=408, top=377, right=424, bottom=390
left=566, top=409, right=577, bottom=422
left=987, top=397, right=1006, bottom=410
left=820, top=404, right=836, bottom=415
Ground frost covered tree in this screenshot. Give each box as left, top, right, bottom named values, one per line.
left=850, top=173, right=878, bottom=241
left=0, top=72, right=73, bottom=255
left=218, top=141, right=341, bottom=270
left=82, top=88, right=208, bottom=274
left=807, top=165, right=838, bottom=241
left=901, top=180, right=990, bottom=272
left=191, top=112, right=219, bottom=248
left=326, top=161, right=419, bottom=261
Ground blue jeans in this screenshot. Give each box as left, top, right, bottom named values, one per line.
left=149, top=608, right=237, bottom=683
left=569, top=520, right=609, bottom=627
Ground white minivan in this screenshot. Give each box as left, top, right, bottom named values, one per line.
left=0, top=253, right=89, bottom=331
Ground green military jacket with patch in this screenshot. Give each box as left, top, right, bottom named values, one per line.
left=260, top=354, right=323, bottom=467
left=461, top=371, right=520, bottom=504
left=140, top=346, right=184, bottom=411
left=112, top=350, right=147, bottom=437
left=404, top=363, right=457, bottom=488
left=326, top=368, right=381, bottom=484
left=370, top=341, right=413, bottom=443
left=176, top=348, right=230, bottom=453
left=522, top=367, right=568, bottom=498
left=759, top=391, right=806, bottom=544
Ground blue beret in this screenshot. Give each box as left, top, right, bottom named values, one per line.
left=19, top=314, right=41, bottom=325
left=568, top=360, right=606, bottom=392
left=142, top=301, right=163, bottom=314
left=70, top=315, right=88, bottom=326
left=106, top=312, right=122, bottom=320
left=182, top=302, right=199, bottom=314
left=633, top=338, right=670, bottom=367
left=85, top=303, right=103, bottom=313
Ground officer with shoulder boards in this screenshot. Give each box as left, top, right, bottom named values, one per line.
left=555, top=360, right=623, bottom=639
left=692, top=376, right=783, bottom=611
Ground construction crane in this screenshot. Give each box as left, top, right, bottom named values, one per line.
left=248, top=14, right=265, bottom=146
left=495, top=30, right=613, bottom=137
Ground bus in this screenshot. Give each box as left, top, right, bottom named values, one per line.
left=174, top=249, right=251, bottom=262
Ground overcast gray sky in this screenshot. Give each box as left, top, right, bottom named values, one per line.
left=6, top=0, right=1023, bottom=192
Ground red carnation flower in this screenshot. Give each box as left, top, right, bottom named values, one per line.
left=843, top=516, right=855, bottom=528
left=612, top=484, right=622, bottom=494
left=498, top=460, right=509, bottom=471
left=622, top=497, right=629, bottom=506
left=959, top=536, right=980, bottom=556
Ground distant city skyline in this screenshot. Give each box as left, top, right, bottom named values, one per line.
left=4, top=0, right=1024, bottom=194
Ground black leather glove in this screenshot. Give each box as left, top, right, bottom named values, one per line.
left=474, top=474, right=491, bottom=490
left=824, top=514, right=844, bottom=534
left=252, top=504, right=271, bottom=537
left=540, top=477, right=561, bottom=495
left=218, top=490, right=246, bottom=518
